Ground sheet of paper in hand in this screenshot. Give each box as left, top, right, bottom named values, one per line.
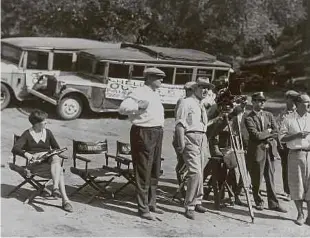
left=30, top=148, right=67, bottom=165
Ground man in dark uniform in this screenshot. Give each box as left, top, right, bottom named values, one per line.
left=244, top=92, right=287, bottom=212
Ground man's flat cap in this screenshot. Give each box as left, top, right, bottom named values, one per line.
left=295, top=93, right=310, bottom=103
left=184, top=81, right=196, bottom=89
left=285, top=90, right=299, bottom=98
left=195, top=77, right=215, bottom=89
left=143, top=67, right=166, bottom=78
left=252, top=92, right=266, bottom=101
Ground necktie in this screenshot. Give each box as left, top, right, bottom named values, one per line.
left=258, top=112, right=264, bottom=131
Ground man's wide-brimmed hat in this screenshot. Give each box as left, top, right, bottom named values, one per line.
left=285, top=90, right=299, bottom=98
left=143, top=67, right=166, bottom=78
left=252, top=92, right=266, bottom=101
left=195, top=77, right=215, bottom=89
left=184, top=81, right=196, bottom=90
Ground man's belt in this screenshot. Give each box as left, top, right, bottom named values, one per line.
left=185, top=131, right=205, bottom=134
left=290, top=148, right=310, bottom=152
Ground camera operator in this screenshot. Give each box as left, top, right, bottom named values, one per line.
left=206, top=89, right=248, bottom=206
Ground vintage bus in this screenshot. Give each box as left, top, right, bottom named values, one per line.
left=37, top=43, right=232, bottom=120
left=1, top=37, right=120, bottom=110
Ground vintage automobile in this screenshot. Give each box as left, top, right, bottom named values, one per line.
left=1, top=37, right=119, bottom=110
left=35, top=43, right=232, bottom=120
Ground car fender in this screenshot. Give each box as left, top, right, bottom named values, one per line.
left=58, top=88, right=89, bottom=102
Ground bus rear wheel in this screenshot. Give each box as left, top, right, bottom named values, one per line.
left=57, top=96, right=83, bottom=120
left=1, top=83, right=11, bottom=110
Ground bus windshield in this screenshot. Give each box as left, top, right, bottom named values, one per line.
left=1, top=44, right=22, bottom=65
left=76, top=54, right=93, bottom=73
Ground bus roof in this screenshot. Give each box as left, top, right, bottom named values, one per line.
left=81, top=45, right=231, bottom=68
left=1, top=37, right=120, bottom=50
left=121, top=43, right=217, bottom=61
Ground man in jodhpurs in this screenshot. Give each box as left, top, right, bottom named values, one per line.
left=174, top=77, right=213, bottom=220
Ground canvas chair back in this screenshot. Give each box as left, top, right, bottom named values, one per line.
left=72, top=140, right=109, bottom=167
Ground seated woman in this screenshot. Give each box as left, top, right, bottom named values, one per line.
left=12, top=109, right=73, bottom=212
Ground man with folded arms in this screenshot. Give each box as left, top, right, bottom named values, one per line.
left=119, top=67, right=165, bottom=220
left=279, top=93, right=310, bottom=226
left=245, top=92, right=287, bottom=213
left=276, top=90, right=300, bottom=201
left=174, top=77, right=213, bottom=220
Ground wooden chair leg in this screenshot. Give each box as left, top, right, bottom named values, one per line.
left=7, top=180, right=28, bottom=197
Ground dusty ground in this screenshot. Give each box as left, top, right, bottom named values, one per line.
left=1, top=98, right=310, bottom=237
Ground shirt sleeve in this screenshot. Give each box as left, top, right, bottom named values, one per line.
left=175, top=100, right=188, bottom=129
left=279, top=117, right=290, bottom=142
left=48, top=129, right=60, bottom=149
left=118, top=90, right=140, bottom=115
left=11, top=130, right=28, bottom=156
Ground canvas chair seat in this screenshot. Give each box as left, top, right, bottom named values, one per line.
left=70, top=167, right=118, bottom=178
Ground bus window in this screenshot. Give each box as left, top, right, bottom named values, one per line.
left=131, top=65, right=145, bottom=80
left=53, top=53, right=73, bottom=71
left=109, top=63, right=129, bottom=78
left=214, top=70, right=228, bottom=80
left=1, top=44, right=22, bottom=65
left=76, top=55, right=93, bottom=73
left=95, top=62, right=107, bottom=75
left=197, top=69, right=212, bottom=79
left=27, top=51, right=48, bottom=70
left=175, top=68, right=193, bottom=85
left=158, top=67, right=174, bottom=84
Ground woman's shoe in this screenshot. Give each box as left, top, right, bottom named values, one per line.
left=295, top=213, right=304, bottom=226
left=62, top=201, right=73, bottom=212
left=52, top=188, right=61, bottom=198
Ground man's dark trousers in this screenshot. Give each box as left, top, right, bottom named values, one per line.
left=130, top=125, right=163, bottom=214
left=278, top=145, right=290, bottom=195
left=249, top=148, right=279, bottom=208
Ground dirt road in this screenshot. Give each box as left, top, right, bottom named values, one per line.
left=1, top=100, right=309, bottom=236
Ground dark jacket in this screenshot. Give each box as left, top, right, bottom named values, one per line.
left=244, top=110, right=278, bottom=162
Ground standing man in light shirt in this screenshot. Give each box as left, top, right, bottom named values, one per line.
left=173, top=81, right=196, bottom=194
left=119, top=67, right=165, bottom=221
left=276, top=90, right=300, bottom=201
left=279, top=93, right=310, bottom=226
left=174, top=77, right=213, bottom=220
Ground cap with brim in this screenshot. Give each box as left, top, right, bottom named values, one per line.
left=184, top=81, right=196, bottom=90
left=196, top=77, right=215, bottom=89
left=252, top=92, right=266, bottom=101
left=295, top=94, right=310, bottom=103
left=143, top=67, right=166, bottom=78
left=285, top=90, right=299, bottom=98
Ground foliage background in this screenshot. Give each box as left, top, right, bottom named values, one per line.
left=1, top=0, right=309, bottom=64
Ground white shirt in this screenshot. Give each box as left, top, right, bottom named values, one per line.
left=118, top=85, right=164, bottom=127
left=175, top=96, right=208, bottom=132
left=279, top=111, right=310, bottom=149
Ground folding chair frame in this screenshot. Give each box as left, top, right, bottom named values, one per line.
left=8, top=135, right=67, bottom=204
left=70, top=139, right=118, bottom=203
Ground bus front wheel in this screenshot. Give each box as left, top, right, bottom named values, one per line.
left=57, top=96, right=83, bottom=120
left=1, top=83, right=11, bottom=110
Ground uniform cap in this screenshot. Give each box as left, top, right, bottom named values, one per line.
left=252, top=92, right=266, bottom=101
